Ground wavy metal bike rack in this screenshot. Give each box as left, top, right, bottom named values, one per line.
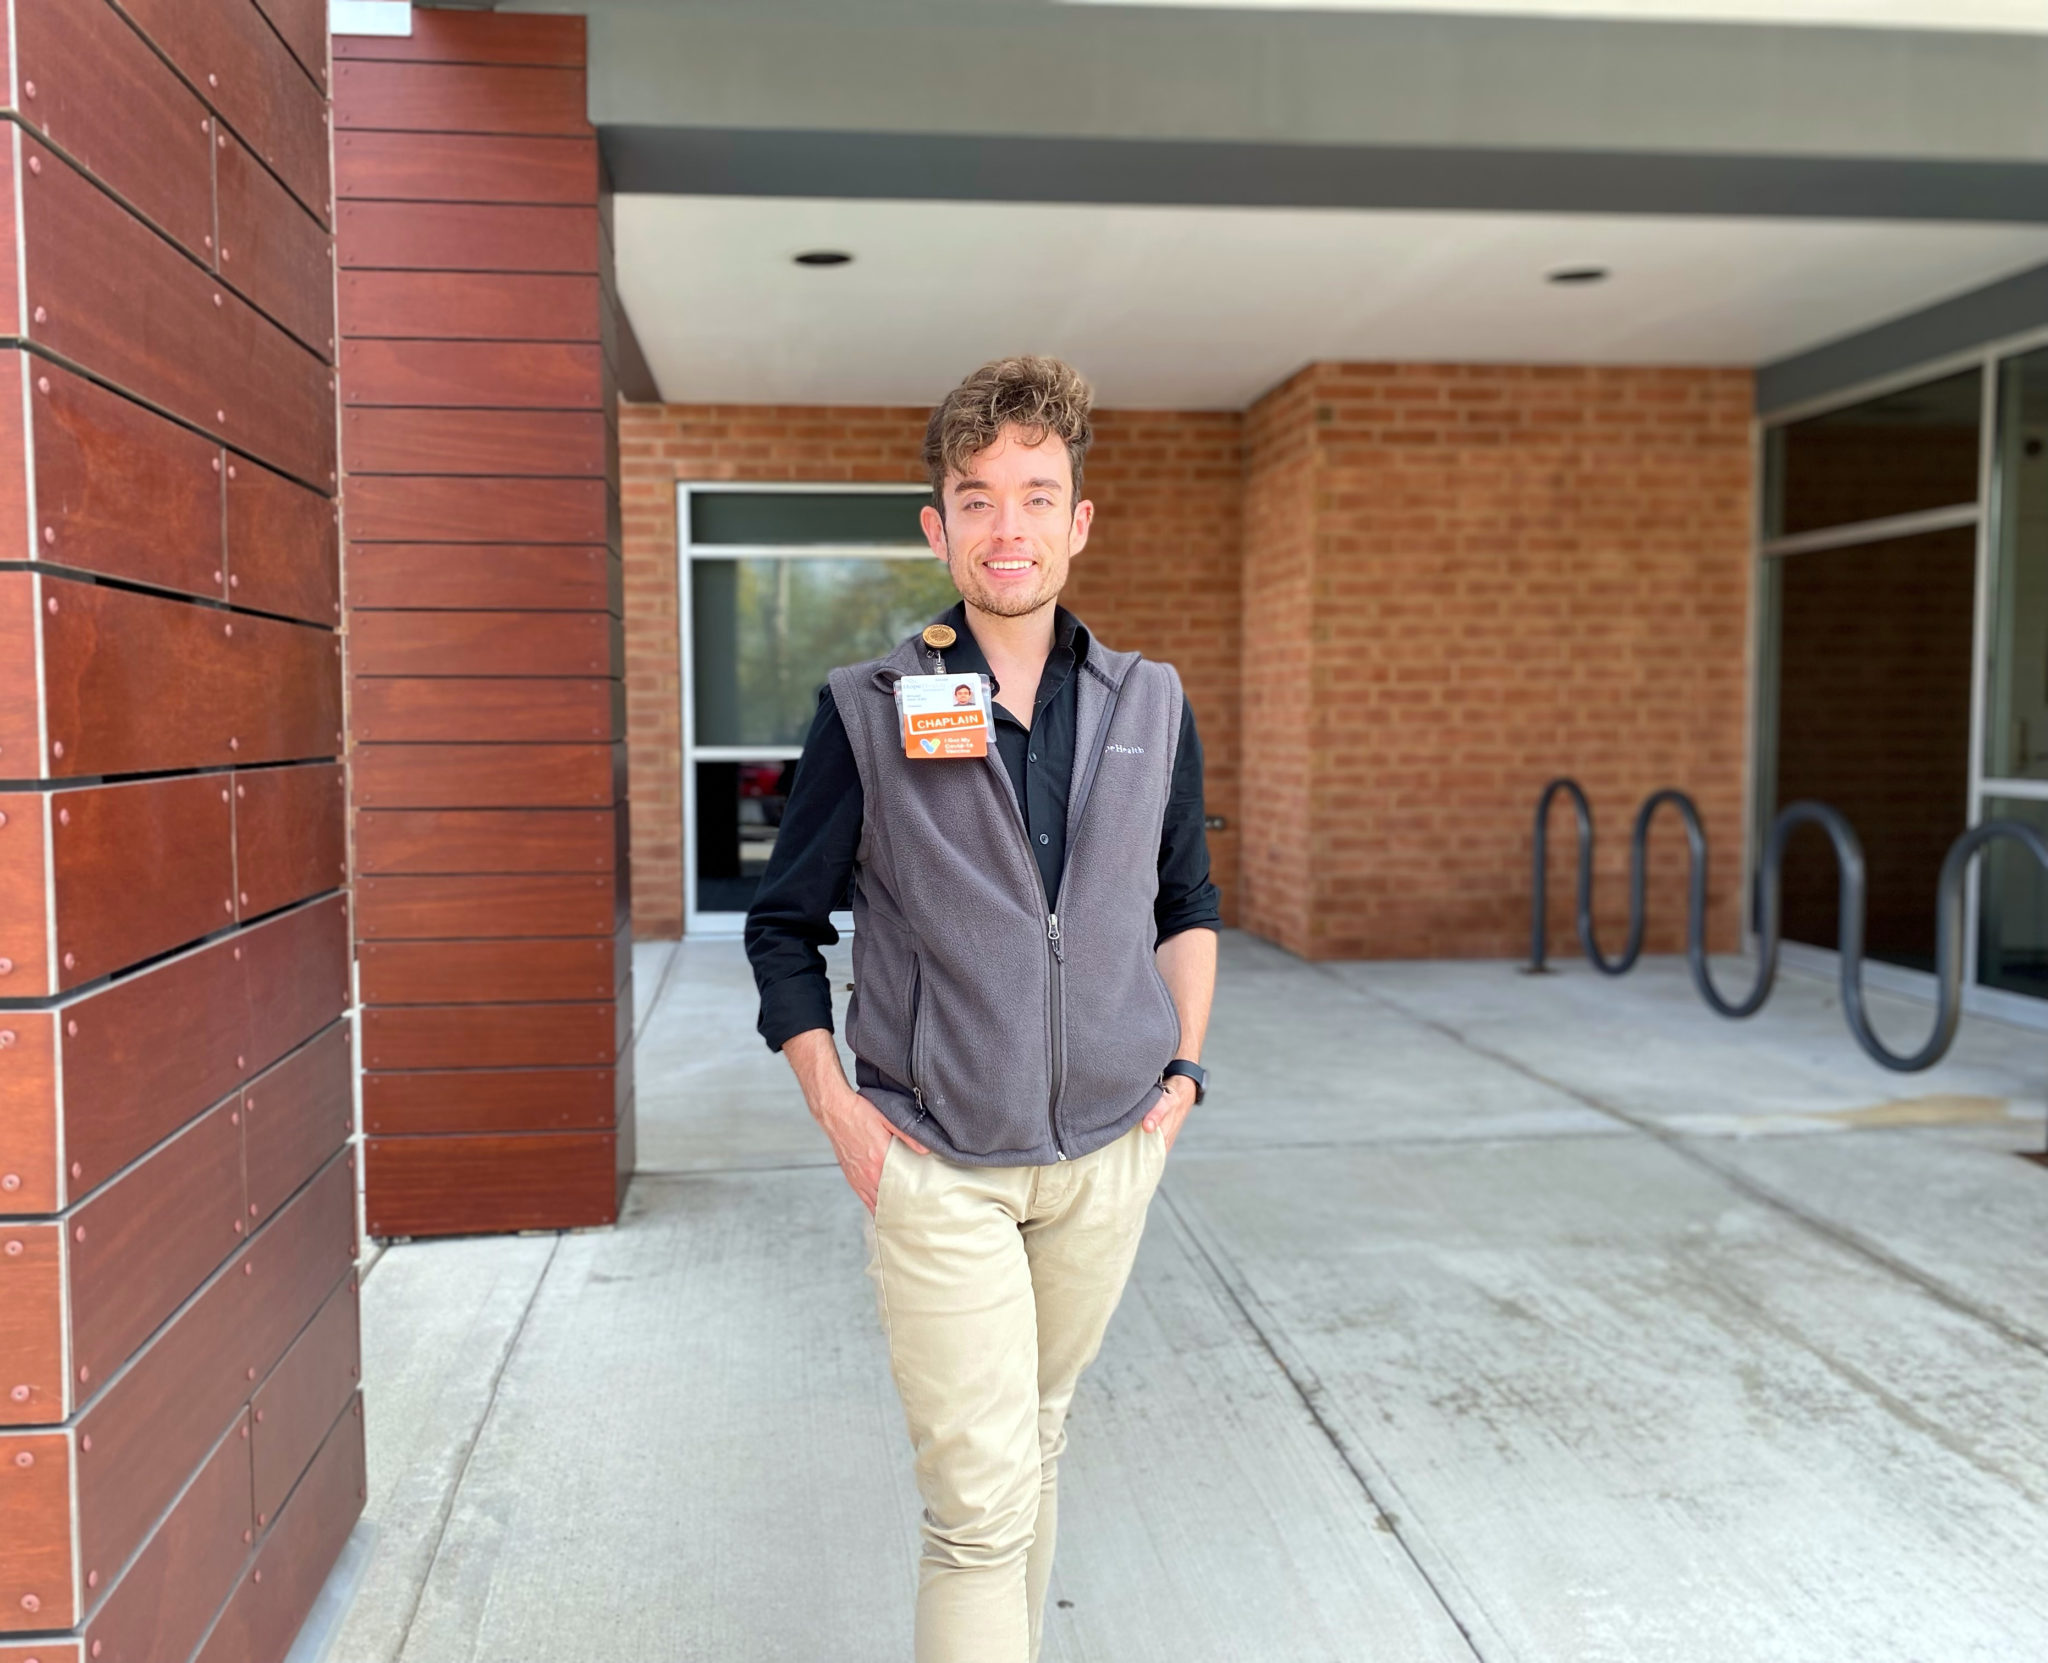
left=1527, top=777, right=2048, bottom=1074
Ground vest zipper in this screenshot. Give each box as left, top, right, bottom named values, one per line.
left=1046, top=912, right=1066, bottom=1159
left=907, top=956, right=926, bottom=1114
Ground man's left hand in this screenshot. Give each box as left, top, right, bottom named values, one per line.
left=1141, top=1073, right=1197, bottom=1155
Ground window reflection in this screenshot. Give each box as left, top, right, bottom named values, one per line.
left=695, top=759, right=795, bottom=916
left=1763, top=369, right=1980, bottom=540
left=1978, top=798, right=2048, bottom=999
left=1987, top=349, right=2048, bottom=781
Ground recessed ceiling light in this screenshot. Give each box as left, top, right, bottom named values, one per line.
left=1546, top=265, right=1610, bottom=286
left=793, top=250, right=853, bottom=267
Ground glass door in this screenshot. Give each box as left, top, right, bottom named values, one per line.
left=680, top=485, right=960, bottom=934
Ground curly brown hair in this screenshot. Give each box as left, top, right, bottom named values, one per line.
left=923, top=356, right=1094, bottom=515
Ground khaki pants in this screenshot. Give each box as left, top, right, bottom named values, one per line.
left=866, top=1120, right=1168, bottom=1663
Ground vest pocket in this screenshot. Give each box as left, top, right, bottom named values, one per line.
left=906, top=955, right=926, bottom=1096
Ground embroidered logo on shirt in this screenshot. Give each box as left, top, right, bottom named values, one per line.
left=1104, top=743, right=1145, bottom=755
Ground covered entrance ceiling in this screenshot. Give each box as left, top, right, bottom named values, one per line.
left=615, top=196, right=2048, bottom=408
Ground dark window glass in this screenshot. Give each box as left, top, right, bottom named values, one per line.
left=1768, top=528, right=1975, bottom=971
left=691, top=557, right=962, bottom=747
left=695, top=758, right=794, bottom=916
left=1763, top=369, right=1981, bottom=540
left=689, top=490, right=927, bottom=546
left=1986, top=348, right=2048, bottom=781
left=1977, top=796, right=2048, bottom=999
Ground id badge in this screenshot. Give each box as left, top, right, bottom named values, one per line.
left=896, top=672, right=994, bottom=759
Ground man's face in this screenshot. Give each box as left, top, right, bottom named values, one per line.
left=920, top=425, right=1093, bottom=619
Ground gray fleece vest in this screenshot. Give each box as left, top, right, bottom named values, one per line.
left=828, top=627, right=1185, bottom=1166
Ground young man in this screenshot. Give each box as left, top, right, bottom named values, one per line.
left=745, top=355, right=1220, bottom=1661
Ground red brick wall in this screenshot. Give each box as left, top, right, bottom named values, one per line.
left=1242, top=363, right=1755, bottom=960
left=621, top=403, right=1246, bottom=937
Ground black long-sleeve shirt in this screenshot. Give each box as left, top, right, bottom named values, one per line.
left=746, top=603, right=1221, bottom=1051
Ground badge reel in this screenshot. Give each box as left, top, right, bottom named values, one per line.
left=896, top=623, right=994, bottom=759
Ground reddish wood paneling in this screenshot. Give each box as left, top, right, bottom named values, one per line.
left=346, top=609, right=615, bottom=676
left=345, top=544, right=614, bottom=610
left=0, top=574, right=39, bottom=769
left=346, top=476, right=608, bottom=543
left=334, top=60, right=590, bottom=137
left=359, top=937, right=616, bottom=1005
left=337, top=202, right=598, bottom=272
left=70, top=1097, right=245, bottom=1393
left=0, top=793, right=52, bottom=994
left=225, top=454, right=343, bottom=626
left=234, top=762, right=348, bottom=919
left=0, top=1012, right=60, bottom=1213
left=355, top=873, right=616, bottom=940
left=22, top=141, right=335, bottom=490
left=343, top=407, right=607, bottom=476
left=81, top=1423, right=252, bottom=1663
left=361, top=1066, right=617, bottom=1135
left=58, top=899, right=349, bottom=1198
left=243, top=1022, right=352, bottom=1226
left=75, top=1154, right=351, bottom=1601
left=353, top=810, right=616, bottom=876
left=113, top=0, right=332, bottom=224
left=250, top=0, right=329, bottom=94
left=0, top=1224, right=64, bottom=1426
left=26, top=354, right=225, bottom=601
left=335, top=131, right=598, bottom=204
left=49, top=776, right=235, bottom=991
left=365, top=1131, right=618, bottom=1236
left=334, top=10, right=586, bottom=66
left=217, top=128, right=337, bottom=359
left=353, top=743, right=613, bottom=810
left=351, top=678, right=615, bottom=743
left=13, top=0, right=214, bottom=261
left=339, top=270, right=601, bottom=342
left=0, top=1429, right=74, bottom=1629
left=196, top=1399, right=363, bottom=1663
left=249, top=1275, right=358, bottom=1525
left=34, top=577, right=342, bottom=777
left=362, top=1003, right=618, bottom=1069
left=342, top=340, right=605, bottom=409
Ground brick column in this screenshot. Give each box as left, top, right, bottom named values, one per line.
left=336, top=11, right=634, bottom=1237
left=0, top=0, right=362, bottom=1656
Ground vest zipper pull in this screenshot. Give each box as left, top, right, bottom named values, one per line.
left=1047, top=913, right=1063, bottom=959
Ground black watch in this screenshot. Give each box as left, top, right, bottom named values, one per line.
left=1161, top=1059, right=1208, bottom=1105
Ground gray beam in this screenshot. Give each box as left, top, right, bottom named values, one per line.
left=1758, top=259, right=2048, bottom=412
left=601, top=125, right=2048, bottom=223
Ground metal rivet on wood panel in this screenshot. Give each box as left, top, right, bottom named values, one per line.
left=208, top=72, right=218, bottom=87
left=232, top=1219, right=242, bottom=1234
left=0, top=960, right=10, bottom=975
left=69, top=1162, right=79, bottom=1179
left=0, top=1176, right=19, bottom=1192
left=216, top=409, right=225, bottom=423
left=66, top=1020, right=76, bottom=1037
left=255, top=1410, right=264, bottom=1425
left=86, top=1571, right=96, bottom=1589
left=31, top=307, right=44, bottom=325
left=236, top=1054, right=245, bottom=1068
left=0, top=812, right=6, bottom=827
left=248, top=1202, right=259, bottom=1216
left=42, top=533, right=54, bottom=550
left=229, top=575, right=239, bottom=589
left=246, top=1367, right=256, bottom=1380
left=8, top=1386, right=25, bottom=1401
left=222, top=900, right=232, bottom=915
left=22, top=81, right=33, bottom=98
left=51, top=741, right=63, bottom=759
left=221, top=788, right=230, bottom=804
left=35, top=377, right=48, bottom=394
left=12, top=1451, right=31, bottom=1468
left=26, top=156, right=39, bottom=175
left=71, top=1224, right=82, bottom=1241
left=76, top=1365, right=87, bottom=1383
left=229, top=1112, right=238, bottom=1126
left=2, top=1239, right=17, bottom=1253
left=221, top=248, right=230, bottom=263
left=18, top=1593, right=38, bottom=1612
left=254, top=1570, right=263, bottom=1584
left=242, top=1262, right=253, bottom=1276
left=57, top=809, right=67, bottom=826
left=239, top=892, right=248, bottom=906
left=212, top=293, right=222, bottom=307
left=61, top=953, right=72, bottom=970
left=80, top=1434, right=89, bottom=1451
left=204, top=233, right=213, bottom=248
left=96, top=1642, right=105, bottom=1659
left=227, top=464, right=237, bottom=480
left=257, top=1511, right=266, bottom=1525
left=240, top=1424, right=249, bottom=1438
left=243, top=1529, right=252, bottom=1543
left=232, top=948, right=241, bottom=961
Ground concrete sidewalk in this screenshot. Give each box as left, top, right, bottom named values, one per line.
left=330, top=933, right=2048, bottom=1662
